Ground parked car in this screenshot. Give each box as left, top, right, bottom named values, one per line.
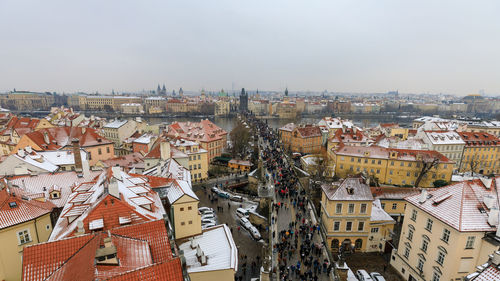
left=356, top=270, right=374, bottom=281
left=370, top=272, right=386, bottom=281
left=218, top=191, right=230, bottom=199
left=239, top=217, right=252, bottom=229
left=198, top=207, right=214, bottom=214
left=211, top=186, right=220, bottom=193
left=202, top=223, right=216, bottom=229
left=236, top=208, right=249, bottom=218
left=248, top=225, right=261, bottom=240
left=201, top=213, right=216, bottom=220
left=201, top=218, right=216, bottom=225
left=230, top=195, right=243, bottom=202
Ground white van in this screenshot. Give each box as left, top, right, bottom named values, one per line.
left=236, top=208, right=249, bottom=218
left=356, top=270, right=374, bottom=281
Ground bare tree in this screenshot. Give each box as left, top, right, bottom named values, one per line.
left=469, top=159, right=480, bottom=177
left=414, top=154, right=440, bottom=188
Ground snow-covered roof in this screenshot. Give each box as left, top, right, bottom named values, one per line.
left=143, top=158, right=191, bottom=185
left=178, top=224, right=238, bottom=273
left=165, top=179, right=199, bottom=204
left=423, top=131, right=465, bottom=145
left=133, top=134, right=155, bottom=144
left=321, top=177, right=374, bottom=201
left=103, top=120, right=128, bottom=129
left=38, top=150, right=87, bottom=166
left=370, top=199, right=396, bottom=222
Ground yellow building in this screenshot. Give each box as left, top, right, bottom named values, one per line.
left=331, top=146, right=454, bottom=188
left=228, top=159, right=252, bottom=172
left=215, top=100, right=230, bottom=116
left=458, top=132, right=500, bottom=175
left=320, top=177, right=395, bottom=254
left=279, top=123, right=322, bottom=154
left=0, top=91, right=55, bottom=111
left=391, top=179, right=500, bottom=281
left=0, top=186, right=54, bottom=281
left=371, top=186, right=422, bottom=223
left=171, top=139, right=209, bottom=182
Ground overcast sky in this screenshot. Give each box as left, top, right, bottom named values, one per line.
left=1, top=0, right=499, bottom=95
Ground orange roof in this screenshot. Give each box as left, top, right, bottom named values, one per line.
left=22, top=220, right=183, bottom=281
left=458, top=131, right=499, bottom=146
left=6, top=116, right=40, bottom=130
left=294, top=125, right=322, bottom=138
left=166, top=119, right=227, bottom=143
left=23, top=127, right=112, bottom=150
left=0, top=187, right=55, bottom=230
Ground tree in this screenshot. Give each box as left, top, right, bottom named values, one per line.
left=229, top=123, right=251, bottom=158
left=469, top=158, right=481, bottom=177
left=414, top=154, right=440, bottom=188
left=433, top=179, right=448, bottom=188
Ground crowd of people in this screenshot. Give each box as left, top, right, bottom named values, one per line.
left=245, top=113, right=332, bottom=281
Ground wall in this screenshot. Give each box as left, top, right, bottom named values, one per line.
left=172, top=196, right=202, bottom=239
left=188, top=268, right=235, bottom=281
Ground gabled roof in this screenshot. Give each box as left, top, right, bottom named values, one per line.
left=49, top=169, right=166, bottom=241
left=406, top=179, right=499, bottom=232
left=321, top=177, right=373, bottom=201
left=22, top=220, right=183, bottom=281
left=23, top=127, right=112, bottom=150
left=0, top=186, right=55, bottom=230
left=294, top=125, right=322, bottom=138
left=166, top=119, right=227, bottom=143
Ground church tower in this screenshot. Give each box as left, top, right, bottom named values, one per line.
left=239, top=88, right=248, bottom=112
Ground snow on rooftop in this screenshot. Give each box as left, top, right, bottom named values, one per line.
left=178, top=224, right=238, bottom=273
left=370, top=199, right=395, bottom=222
left=104, top=120, right=128, bottom=129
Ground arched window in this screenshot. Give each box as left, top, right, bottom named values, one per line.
left=331, top=239, right=339, bottom=249
left=355, top=239, right=363, bottom=250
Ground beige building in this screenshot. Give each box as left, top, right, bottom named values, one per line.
left=102, top=119, right=137, bottom=147
left=391, top=178, right=500, bottom=281
left=215, top=100, right=230, bottom=116
left=321, top=177, right=395, bottom=254
left=417, top=130, right=465, bottom=170
left=0, top=184, right=55, bottom=281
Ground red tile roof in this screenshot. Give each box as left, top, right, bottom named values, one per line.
left=294, top=125, right=322, bottom=138
left=0, top=187, right=55, bottom=230
left=166, top=119, right=227, bottom=143
left=458, top=131, right=499, bottom=146
left=6, top=116, right=40, bottom=130
left=334, top=145, right=452, bottom=163
left=23, top=127, right=112, bottom=150
left=22, top=220, right=183, bottom=281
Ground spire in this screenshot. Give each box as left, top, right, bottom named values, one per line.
left=162, top=84, right=166, bottom=92
left=157, top=85, right=161, bottom=95
left=285, top=88, right=288, bottom=96
left=241, top=88, right=246, bottom=96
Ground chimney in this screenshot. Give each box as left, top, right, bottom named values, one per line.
left=72, top=138, right=83, bottom=172
left=418, top=189, right=428, bottom=204
left=109, top=177, right=120, bottom=199
left=82, top=160, right=91, bottom=179
left=77, top=220, right=84, bottom=234
left=43, top=131, right=50, bottom=144
left=492, top=251, right=500, bottom=266
left=160, top=141, right=171, bottom=160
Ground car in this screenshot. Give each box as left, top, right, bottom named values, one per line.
left=201, top=218, right=216, bottom=225
left=202, top=223, right=216, bottom=229
left=236, top=208, right=249, bottom=218
left=198, top=207, right=213, bottom=213
left=200, top=210, right=215, bottom=216
left=230, top=195, right=243, bottom=202
left=218, top=191, right=230, bottom=199
left=239, top=217, right=252, bottom=229
left=356, top=270, right=374, bottom=281
left=211, top=186, right=220, bottom=194
left=248, top=225, right=261, bottom=240
left=369, top=272, right=386, bottom=281
left=201, top=213, right=216, bottom=220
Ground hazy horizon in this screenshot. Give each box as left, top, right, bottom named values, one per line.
left=1, top=0, right=499, bottom=96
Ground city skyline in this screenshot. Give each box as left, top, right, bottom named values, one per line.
left=1, top=0, right=499, bottom=95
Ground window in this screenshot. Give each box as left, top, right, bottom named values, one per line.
left=180, top=207, right=184, bottom=211
left=181, top=222, right=185, bottom=226
left=400, top=162, right=404, bottom=166
left=98, top=148, right=102, bottom=155
left=465, top=236, right=475, bottom=249
left=198, top=155, right=201, bottom=160
left=408, top=228, right=414, bottom=241
left=381, top=203, right=385, bottom=209
left=351, top=157, right=354, bottom=162
left=188, top=220, right=193, bottom=224
left=421, top=240, right=428, bottom=253
left=371, top=227, right=379, bottom=233
left=417, top=259, right=424, bottom=272
left=355, top=239, right=363, bottom=249
left=188, top=206, right=192, bottom=210
left=389, top=170, right=393, bottom=175
left=411, top=210, right=417, bottom=221
left=348, top=203, right=355, bottom=214
left=358, top=221, right=364, bottom=231
left=106, top=147, right=110, bottom=153
left=390, top=161, right=394, bottom=166
left=392, top=203, right=397, bottom=210
left=437, top=251, right=445, bottom=265
left=333, top=221, right=340, bottom=231
left=189, top=165, right=192, bottom=170
left=377, top=169, right=380, bottom=174
left=360, top=203, right=367, bottom=214
left=371, top=159, right=375, bottom=164
left=198, top=164, right=201, bottom=169
left=18, top=230, right=31, bottom=245
left=441, top=229, right=450, bottom=243
left=408, top=162, right=412, bottom=167
left=378, top=160, right=381, bottom=165
left=336, top=203, right=342, bottom=214
left=346, top=221, right=352, bottom=231
left=425, top=219, right=433, bottom=232
left=403, top=247, right=410, bottom=259
left=432, top=272, right=441, bottom=281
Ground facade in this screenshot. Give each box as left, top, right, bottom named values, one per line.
left=458, top=132, right=500, bottom=175
left=228, top=159, right=252, bottom=172
left=102, top=119, right=137, bottom=146
left=0, top=91, right=55, bottom=111
left=0, top=184, right=55, bottom=281
left=320, top=177, right=395, bottom=254
left=279, top=124, right=322, bottom=154
left=391, top=179, right=500, bottom=281
left=276, top=102, right=297, bottom=119
left=215, top=100, right=230, bottom=116
left=331, top=146, right=454, bottom=187
left=166, top=119, right=227, bottom=165
left=418, top=130, right=465, bottom=170
left=120, top=103, right=144, bottom=114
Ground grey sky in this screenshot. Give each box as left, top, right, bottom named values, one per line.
left=1, top=0, right=499, bottom=95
